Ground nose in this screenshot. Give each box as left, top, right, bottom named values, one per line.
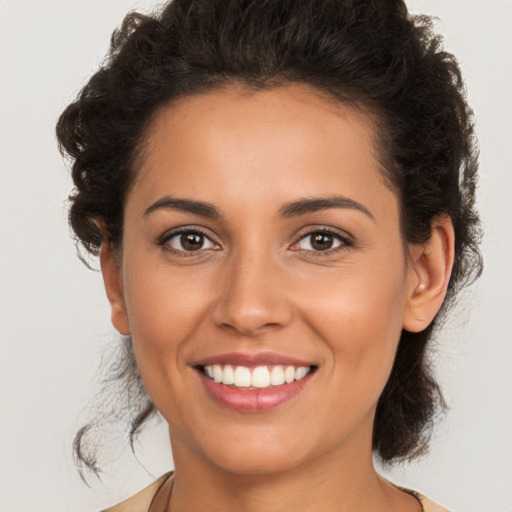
left=211, top=248, right=293, bottom=337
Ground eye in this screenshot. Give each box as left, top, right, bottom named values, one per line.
left=161, top=229, right=218, bottom=253
left=293, top=229, right=351, bottom=252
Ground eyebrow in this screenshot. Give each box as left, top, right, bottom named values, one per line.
left=143, top=196, right=221, bottom=219
left=278, top=196, right=374, bottom=220
left=143, top=195, right=374, bottom=221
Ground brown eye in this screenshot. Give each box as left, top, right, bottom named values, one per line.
left=295, top=230, right=347, bottom=252
left=310, top=233, right=335, bottom=250
left=165, top=230, right=217, bottom=252
left=181, top=232, right=204, bottom=251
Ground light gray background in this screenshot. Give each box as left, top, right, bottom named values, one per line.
left=1, top=1, right=511, bottom=511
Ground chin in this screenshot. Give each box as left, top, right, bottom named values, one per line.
left=209, top=443, right=308, bottom=476
left=172, top=418, right=315, bottom=477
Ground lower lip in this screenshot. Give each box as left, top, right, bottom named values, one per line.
left=198, top=371, right=312, bottom=412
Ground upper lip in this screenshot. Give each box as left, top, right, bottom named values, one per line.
left=193, top=351, right=315, bottom=368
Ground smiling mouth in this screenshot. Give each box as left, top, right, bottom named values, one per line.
left=198, top=364, right=317, bottom=389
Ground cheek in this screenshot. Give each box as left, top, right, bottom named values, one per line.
left=300, top=259, right=407, bottom=387
left=120, top=255, right=219, bottom=400
left=123, top=252, right=208, bottom=336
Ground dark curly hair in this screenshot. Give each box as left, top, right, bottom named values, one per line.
left=56, top=0, right=482, bottom=475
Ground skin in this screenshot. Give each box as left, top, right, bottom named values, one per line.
left=101, top=84, right=454, bottom=512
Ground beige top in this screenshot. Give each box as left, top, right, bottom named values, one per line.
left=103, top=472, right=450, bottom=512
left=103, top=473, right=172, bottom=512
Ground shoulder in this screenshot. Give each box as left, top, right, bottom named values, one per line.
left=387, top=478, right=450, bottom=512
left=414, top=492, right=451, bottom=512
left=396, top=485, right=451, bottom=512
left=102, top=472, right=173, bottom=512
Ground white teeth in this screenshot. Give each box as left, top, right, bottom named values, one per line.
left=222, top=365, right=234, bottom=385
left=284, top=366, right=295, bottom=383
left=270, top=365, right=285, bottom=386
left=233, top=366, right=252, bottom=387
left=252, top=366, right=271, bottom=388
left=295, top=366, right=309, bottom=381
left=204, top=364, right=312, bottom=388
left=213, top=364, right=223, bottom=383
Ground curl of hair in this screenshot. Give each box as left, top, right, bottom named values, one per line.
left=56, top=0, right=482, bottom=475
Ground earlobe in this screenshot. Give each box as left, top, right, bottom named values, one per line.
left=403, top=215, right=455, bottom=332
left=99, top=241, right=131, bottom=335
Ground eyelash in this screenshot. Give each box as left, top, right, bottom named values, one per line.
left=157, top=226, right=353, bottom=257
left=292, top=227, right=353, bottom=257
left=157, top=227, right=218, bottom=257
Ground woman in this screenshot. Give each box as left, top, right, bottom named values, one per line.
left=56, top=0, right=482, bottom=510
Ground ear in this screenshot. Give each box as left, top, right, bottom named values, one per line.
left=99, top=241, right=130, bottom=335
left=402, top=215, right=455, bottom=332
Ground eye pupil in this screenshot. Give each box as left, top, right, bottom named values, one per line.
left=311, top=233, right=334, bottom=250
left=181, top=232, right=204, bottom=251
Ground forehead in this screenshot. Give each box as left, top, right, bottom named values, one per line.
left=130, top=84, right=397, bottom=224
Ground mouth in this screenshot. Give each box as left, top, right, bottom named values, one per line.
left=199, top=363, right=315, bottom=389
left=193, top=353, right=318, bottom=412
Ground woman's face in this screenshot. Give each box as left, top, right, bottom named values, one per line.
left=105, top=84, right=422, bottom=475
